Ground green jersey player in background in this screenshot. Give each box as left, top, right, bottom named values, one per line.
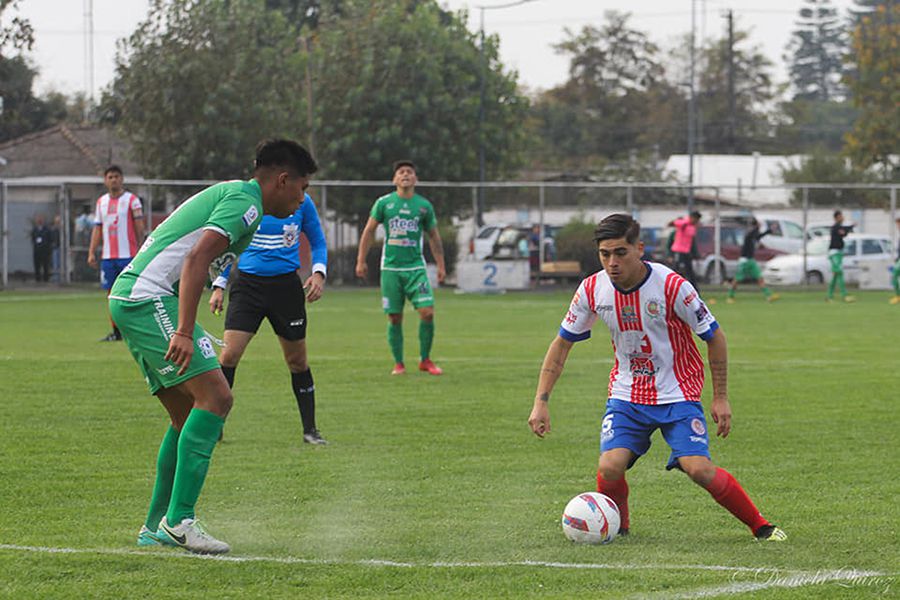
left=355, top=160, right=446, bottom=376
left=109, top=139, right=318, bottom=554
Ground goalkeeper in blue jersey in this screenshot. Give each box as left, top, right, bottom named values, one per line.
left=209, top=191, right=329, bottom=444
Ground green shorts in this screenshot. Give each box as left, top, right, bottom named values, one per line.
left=109, top=296, right=221, bottom=394
left=828, top=250, right=844, bottom=274
left=380, top=268, right=434, bottom=314
left=734, top=258, right=762, bottom=282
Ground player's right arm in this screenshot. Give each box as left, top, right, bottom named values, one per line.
left=529, top=335, right=575, bottom=438
left=355, top=216, right=380, bottom=279
left=166, top=230, right=229, bottom=375
left=87, top=225, right=101, bottom=267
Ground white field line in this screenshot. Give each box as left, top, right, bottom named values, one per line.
left=0, top=544, right=889, bottom=583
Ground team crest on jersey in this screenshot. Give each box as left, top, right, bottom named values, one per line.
left=694, top=304, right=710, bottom=321
left=629, top=357, right=656, bottom=377
left=282, top=223, right=299, bottom=247
left=645, top=299, right=663, bottom=319
left=620, top=305, right=639, bottom=325
left=691, top=418, right=706, bottom=435
left=242, top=205, right=259, bottom=227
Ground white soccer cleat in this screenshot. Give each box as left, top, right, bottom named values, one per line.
left=158, top=516, right=231, bottom=555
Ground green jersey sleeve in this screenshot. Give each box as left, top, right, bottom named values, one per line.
left=371, top=196, right=386, bottom=223
left=423, top=201, right=437, bottom=232
left=206, top=191, right=262, bottom=243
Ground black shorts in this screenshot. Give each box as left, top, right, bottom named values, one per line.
left=225, top=270, right=307, bottom=341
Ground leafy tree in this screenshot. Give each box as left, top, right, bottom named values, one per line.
left=531, top=12, right=667, bottom=164
left=785, top=0, right=847, bottom=101
left=0, top=0, right=33, bottom=57
left=103, top=0, right=307, bottom=179
left=0, top=56, right=67, bottom=142
left=780, top=150, right=884, bottom=205
left=773, top=98, right=857, bottom=153
left=694, top=25, right=778, bottom=153
left=843, top=1, right=899, bottom=177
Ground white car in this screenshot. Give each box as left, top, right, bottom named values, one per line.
left=469, top=224, right=506, bottom=260
left=763, top=233, right=894, bottom=285
left=720, top=213, right=806, bottom=254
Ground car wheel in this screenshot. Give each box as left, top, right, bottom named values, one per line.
left=805, top=271, right=824, bottom=285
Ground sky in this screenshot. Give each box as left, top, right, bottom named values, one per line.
left=8, top=0, right=857, bottom=99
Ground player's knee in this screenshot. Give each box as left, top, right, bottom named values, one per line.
left=597, top=459, right=626, bottom=481
left=419, top=307, right=434, bottom=321
left=681, top=459, right=716, bottom=486
left=286, top=356, right=308, bottom=372
left=388, top=313, right=403, bottom=325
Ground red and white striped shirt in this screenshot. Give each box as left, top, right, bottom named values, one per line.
left=560, top=262, right=718, bottom=405
left=94, top=191, right=143, bottom=259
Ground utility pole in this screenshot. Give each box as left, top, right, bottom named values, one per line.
left=84, top=0, right=94, bottom=116
left=687, top=0, right=696, bottom=213
left=726, top=9, right=736, bottom=154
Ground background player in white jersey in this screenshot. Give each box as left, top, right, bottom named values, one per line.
left=109, top=139, right=317, bottom=554
left=88, top=165, right=145, bottom=341
left=528, top=213, right=786, bottom=542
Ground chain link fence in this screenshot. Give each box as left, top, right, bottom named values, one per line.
left=1, top=177, right=896, bottom=288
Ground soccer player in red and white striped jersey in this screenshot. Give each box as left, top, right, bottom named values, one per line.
left=88, top=165, right=145, bottom=341
left=528, top=213, right=786, bottom=542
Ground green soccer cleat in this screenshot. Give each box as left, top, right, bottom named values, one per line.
left=754, top=524, right=787, bottom=542
left=137, top=525, right=172, bottom=547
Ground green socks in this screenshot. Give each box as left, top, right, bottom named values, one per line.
left=165, top=408, right=224, bottom=524
left=145, top=426, right=179, bottom=530
left=419, top=320, right=434, bottom=360
left=388, top=322, right=404, bottom=364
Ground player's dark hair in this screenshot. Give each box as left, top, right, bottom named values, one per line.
left=833, top=209, right=842, bottom=219
left=690, top=210, right=702, bottom=220
left=392, top=160, right=417, bottom=175
left=254, top=139, right=318, bottom=177
left=593, top=213, right=641, bottom=245
left=104, top=165, right=123, bottom=176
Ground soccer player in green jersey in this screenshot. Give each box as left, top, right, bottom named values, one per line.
left=109, top=139, right=317, bottom=554
left=355, top=160, right=446, bottom=375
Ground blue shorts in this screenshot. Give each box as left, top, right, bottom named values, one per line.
left=100, top=258, right=132, bottom=290
left=600, top=398, right=711, bottom=471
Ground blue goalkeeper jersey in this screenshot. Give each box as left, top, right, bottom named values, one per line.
left=215, top=193, right=327, bottom=285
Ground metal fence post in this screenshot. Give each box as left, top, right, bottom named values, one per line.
left=890, top=187, right=897, bottom=255
left=61, top=184, right=71, bottom=284
left=626, top=185, right=634, bottom=216
left=539, top=184, right=545, bottom=266
left=1, top=180, right=6, bottom=287
left=802, top=187, right=809, bottom=286
left=713, top=189, right=721, bottom=285
left=146, top=184, right=154, bottom=233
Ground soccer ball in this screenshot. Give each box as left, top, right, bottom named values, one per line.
left=561, top=492, right=620, bottom=544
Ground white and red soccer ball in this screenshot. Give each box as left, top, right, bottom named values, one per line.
left=561, top=492, right=621, bottom=544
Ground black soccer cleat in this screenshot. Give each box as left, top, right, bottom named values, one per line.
left=754, top=524, right=787, bottom=542
left=303, top=429, right=328, bottom=445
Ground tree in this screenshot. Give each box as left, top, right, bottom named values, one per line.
left=0, top=56, right=67, bottom=142
left=785, top=0, right=847, bottom=101
left=528, top=12, right=673, bottom=168
left=103, top=0, right=307, bottom=179
left=772, top=98, right=857, bottom=153
left=693, top=24, right=778, bottom=153
left=0, top=0, right=33, bottom=57
left=843, top=1, right=899, bottom=177
left=780, top=150, right=884, bottom=205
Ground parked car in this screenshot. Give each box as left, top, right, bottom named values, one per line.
left=491, top=224, right=558, bottom=260
left=692, top=224, right=785, bottom=283
left=640, top=226, right=665, bottom=262
left=762, top=233, right=894, bottom=285
left=469, top=224, right=506, bottom=260
left=719, top=213, right=805, bottom=254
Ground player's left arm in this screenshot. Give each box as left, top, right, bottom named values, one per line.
left=426, top=225, right=446, bottom=283
left=301, top=198, right=328, bottom=302
left=131, top=196, right=146, bottom=245
left=166, top=230, right=229, bottom=375
left=705, top=328, right=731, bottom=438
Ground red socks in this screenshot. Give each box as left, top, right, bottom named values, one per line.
left=705, top=467, right=769, bottom=533
left=596, top=473, right=629, bottom=530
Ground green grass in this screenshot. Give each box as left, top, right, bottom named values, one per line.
left=0, top=287, right=898, bottom=599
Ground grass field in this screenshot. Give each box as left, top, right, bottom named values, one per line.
left=0, top=286, right=898, bottom=599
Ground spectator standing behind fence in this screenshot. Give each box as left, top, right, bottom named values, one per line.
left=31, top=214, right=53, bottom=282
left=88, top=166, right=146, bottom=341
left=891, top=217, right=900, bottom=305
left=668, top=211, right=701, bottom=289
left=826, top=210, right=854, bottom=304
left=51, top=214, right=62, bottom=282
